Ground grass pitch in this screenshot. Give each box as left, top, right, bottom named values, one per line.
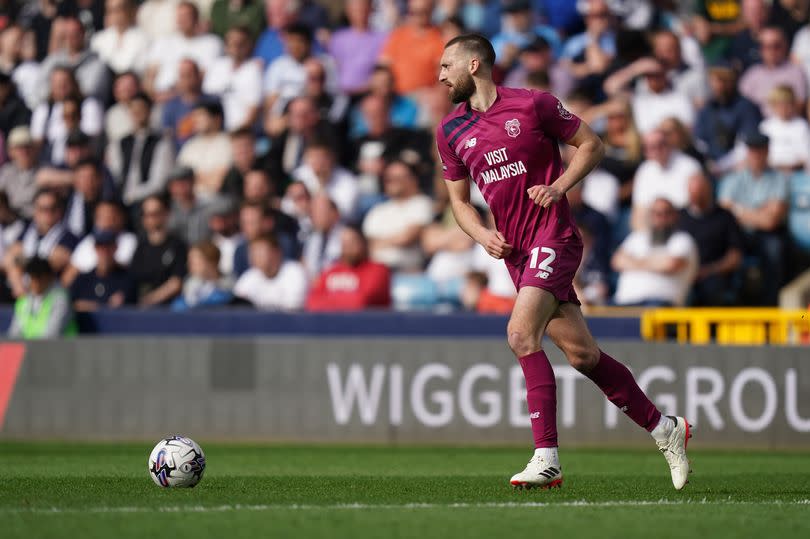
left=1, top=443, right=809, bottom=539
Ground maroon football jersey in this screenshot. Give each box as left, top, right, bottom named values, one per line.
left=436, top=87, right=582, bottom=267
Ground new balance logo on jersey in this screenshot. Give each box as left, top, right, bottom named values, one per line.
left=530, top=412, right=541, bottom=419
left=464, top=137, right=477, bottom=148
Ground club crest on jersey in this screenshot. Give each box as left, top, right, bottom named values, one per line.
left=557, top=101, right=572, bottom=120
left=504, top=119, right=521, bottom=138
left=464, top=137, right=477, bottom=149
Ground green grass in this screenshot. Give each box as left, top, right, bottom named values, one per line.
left=1, top=443, right=809, bottom=538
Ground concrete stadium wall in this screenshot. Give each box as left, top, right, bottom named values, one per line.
left=1, top=339, right=809, bottom=448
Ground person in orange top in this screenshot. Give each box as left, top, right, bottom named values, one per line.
left=378, top=0, right=445, bottom=95
left=306, top=226, right=391, bottom=311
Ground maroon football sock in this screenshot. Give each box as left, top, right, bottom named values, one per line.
left=585, top=350, right=662, bottom=432
left=519, top=350, right=558, bottom=448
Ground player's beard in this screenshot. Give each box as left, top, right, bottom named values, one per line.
left=449, top=73, right=476, bottom=104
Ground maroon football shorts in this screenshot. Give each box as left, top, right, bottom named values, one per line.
left=505, top=238, right=583, bottom=305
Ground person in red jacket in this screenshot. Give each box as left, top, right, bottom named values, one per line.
left=306, top=225, right=391, bottom=311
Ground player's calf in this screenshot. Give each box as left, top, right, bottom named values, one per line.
left=561, top=342, right=600, bottom=373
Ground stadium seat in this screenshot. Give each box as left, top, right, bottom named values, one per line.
left=391, top=273, right=440, bottom=311
left=435, top=276, right=464, bottom=308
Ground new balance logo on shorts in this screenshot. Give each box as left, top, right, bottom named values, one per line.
left=530, top=412, right=541, bottom=419
left=535, top=271, right=550, bottom=279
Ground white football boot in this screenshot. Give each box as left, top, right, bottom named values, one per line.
left=656, top=416, right=692, bottom=490
left=509, top=452, right=563, bottom=490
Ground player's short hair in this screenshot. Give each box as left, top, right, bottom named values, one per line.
left=444, top=34, right=496, bottom=70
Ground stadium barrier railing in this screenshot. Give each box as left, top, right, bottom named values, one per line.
left=640, top=308, right=810, bottom=345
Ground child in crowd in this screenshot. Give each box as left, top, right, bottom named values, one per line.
left=759, top=85, right=810, bottom=173
left=171, top=241, right=232, bottom=311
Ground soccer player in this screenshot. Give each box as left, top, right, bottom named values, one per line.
left=436, top=34, right=692, bottom=490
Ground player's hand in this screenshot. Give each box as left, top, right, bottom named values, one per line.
left=527, top=184, right=564, bottom=208
left=481, top=230, right=513, bottom=259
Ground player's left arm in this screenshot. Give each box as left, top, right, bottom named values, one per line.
left=527, top=122, right=605, bottom=208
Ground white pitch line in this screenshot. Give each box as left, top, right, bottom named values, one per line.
left=2, top=499, right=810, bottom=514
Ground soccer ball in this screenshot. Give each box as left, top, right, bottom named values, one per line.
left=148, top=435, right=206, bottom=488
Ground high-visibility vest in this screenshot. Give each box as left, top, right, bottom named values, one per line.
left=13, top=287, right=78, bottom=339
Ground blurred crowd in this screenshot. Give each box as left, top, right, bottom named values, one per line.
left=1, top=0, right=810, bottom=331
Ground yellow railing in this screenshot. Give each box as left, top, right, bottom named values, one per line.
left=640, top=308, right=810, bottom=345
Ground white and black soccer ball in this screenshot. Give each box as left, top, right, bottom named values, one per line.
left=148, top=435, right=206, bottom=488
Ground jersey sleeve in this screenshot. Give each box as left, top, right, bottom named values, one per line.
left=532, top=91, right=582, bottom=142
left=435, top=123, right=469, bottom=181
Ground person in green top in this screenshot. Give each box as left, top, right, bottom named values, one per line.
left=8, top=257, right=78, bottom=339
left=209, top=0, right=266, bottom=40
left=692, top=0, right=745, bottom=63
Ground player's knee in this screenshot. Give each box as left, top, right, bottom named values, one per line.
left=507, top=328, right=540, bottom=358
left=566, top=344, right=600, bottom=373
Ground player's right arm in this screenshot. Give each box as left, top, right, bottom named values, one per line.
left=437, top=121, right=512, bottom=259
left=445, top=178, right=512, bottom=259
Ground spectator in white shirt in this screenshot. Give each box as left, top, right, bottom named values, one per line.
left=630, top=59, right=695, bottom=135
left=233, top=234, right=308, bottom=310
left=207, top=197, right=241, bottom=279
left=759, top=85, right=810, bottom=173
left=177, top=101, right=233, bottom=200
left=136, top=0, right=180, bottom=41
left=104, top=72, right=141, bottom=144
left=202, top=25, right=262, bottom=130
left=10, top=28, right=42, bottom=111
left=612, top=198, right=699, bottom=306
left=90, top=0, right=150, bottom=75
left=263, top=23, right=337, bottom=118
left=292, top=139, right=359, bottom=220
left=30, top=68, right=103, bottom=166
left=362, top=159, right=433, bottom=272
left=630, top=128, right=701, bottom=230
left=144, top=1, right=223, bottom=99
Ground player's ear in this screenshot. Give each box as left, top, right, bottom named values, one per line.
left=469, top=57, right=480, bottom=76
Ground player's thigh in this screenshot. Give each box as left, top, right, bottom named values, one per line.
left=546, top=302, right=601, bottom=372
left=506, top=285, right=559, bottom=355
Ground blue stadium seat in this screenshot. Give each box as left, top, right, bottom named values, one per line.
left=789, top=172, right=810, bottom=251
left=435, top=276, right=464, bottom=308
left=391, top=273, right=440, bottom=311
